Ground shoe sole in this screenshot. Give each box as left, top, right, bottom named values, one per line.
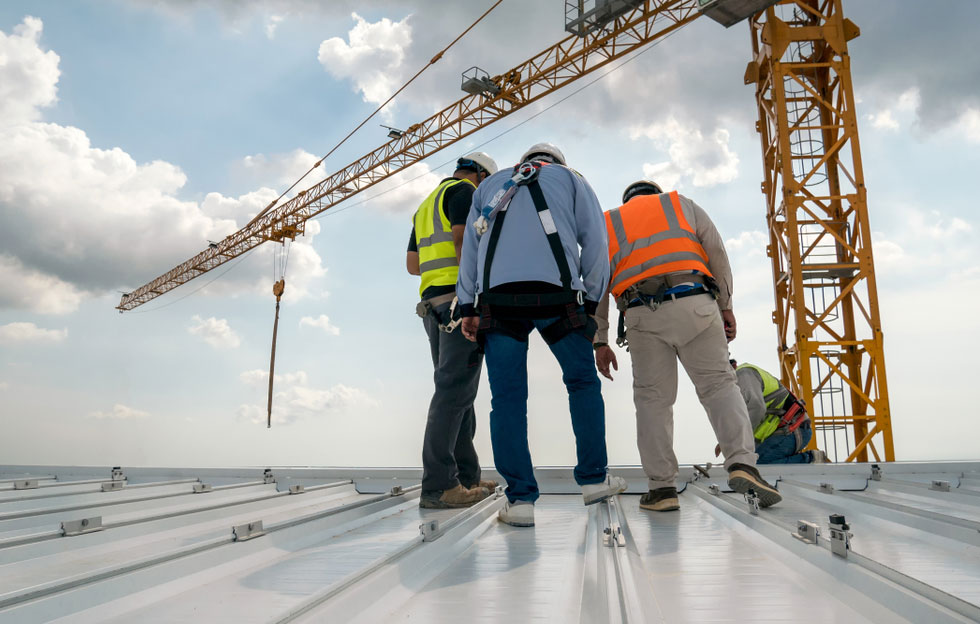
left=419, top=498, right=484, bottom=509
left=727, top=470, right=782, bottom=507
left=639, top=498, right=680, bottom=512
left=498, top=516, right=535, bottom=528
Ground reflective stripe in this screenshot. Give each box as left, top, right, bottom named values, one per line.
left=610, top=228, right=701, bottom=270
left=609, top=208, right=628, bottom=250
left=419, top=256, right=458, bottom=273
left=659, top=192, right=680, bottom=231
left=610, top=251, right=708, bottom=292
left=538, top=208, right=557, bottom=234
left=417, top=231, right=455, bottom=247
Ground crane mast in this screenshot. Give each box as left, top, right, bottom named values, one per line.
left=748, top=0, right=893, bottom=461
left=118, top=0, right=894, bottom=461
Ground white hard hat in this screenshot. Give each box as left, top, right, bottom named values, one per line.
left=520, top=142, right=566, bottom=166
left=458, top=151, right=498, bottom=176
left=622, top=179, right=663, bottom=204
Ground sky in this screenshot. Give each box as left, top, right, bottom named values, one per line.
left=1, top=1, right=978, bottom=469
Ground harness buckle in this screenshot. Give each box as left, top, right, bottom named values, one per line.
left=576, top=290, right=584, bottom=306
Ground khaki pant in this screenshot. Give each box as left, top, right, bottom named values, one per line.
left=625, top=292, right=757, bottom=489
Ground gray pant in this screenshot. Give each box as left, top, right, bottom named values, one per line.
left=421, top=302, right=484, bottom=493
left=625, top=293, right=757, bottom=490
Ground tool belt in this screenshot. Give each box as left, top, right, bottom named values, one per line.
left=754, top=395, right=808, bottom=442
left=478, top=300, right=596, bottom=347
left=614, top=274, right=719, bottom=348
left=415, top=292, right=461, bottom=333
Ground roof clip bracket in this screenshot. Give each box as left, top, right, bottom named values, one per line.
left=233, top=521, right=265, bottom=542
left=828, top=514, right=851, bottom=558
left=111, top=466, right=125, bottom=481
left=263, top=469, right=276, bottom=484
left=708, top=484, right=721, bottom=496
left=420, top=519, right=441, bottom=542
left=13, top=479, right=38, bottom=490
left=289, top=485, right=305, bottom=494
left=193, top=483, right=213, bottom=493
left=62, top=516, right=104, bottom=537
left=870, top=464, right=882, bottom=481
left=819, top=482, right=835, bottom=494
left=102, top=481, right=124, bottom=492
left=795, top=520, right=820, bottom=544
left=930, top=480, right=951, bottom=492
left=744, top=489, right=760, bottom=515
left=389, top=485, right=404, bottom=496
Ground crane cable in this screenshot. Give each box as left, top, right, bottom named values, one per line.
left=245, top=0, right=503, bottom=232
left=264, top=0, right=502, bottom=427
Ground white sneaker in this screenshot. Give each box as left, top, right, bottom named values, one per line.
left=498, top=500, right=535, bottom=527
left=581, top=474, right=628, bottom=505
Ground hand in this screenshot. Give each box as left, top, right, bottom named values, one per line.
left=595, top=345, right=618, bottom=381
left=461, top=317, right=479, bottom=342
left=714, top=443, right=721, bottom=458
left=721, top=309, right=737, bottom=342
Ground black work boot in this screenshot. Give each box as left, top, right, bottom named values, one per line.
left=727, top=463, right=782, bottom=507
left=639, top=487, right=680, bottom=512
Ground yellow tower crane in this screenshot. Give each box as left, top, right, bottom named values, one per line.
left=117, top=0, right=894, bottom=462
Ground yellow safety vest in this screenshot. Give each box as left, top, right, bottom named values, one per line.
left=413, top=178, right=474, bottom=297
left=737, top=363, right=791, bottom=442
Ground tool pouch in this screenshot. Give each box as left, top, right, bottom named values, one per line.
left=415, top=300, right=431, bottom=318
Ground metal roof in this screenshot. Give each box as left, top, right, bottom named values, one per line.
left=1, top=462, right=978, bottom=623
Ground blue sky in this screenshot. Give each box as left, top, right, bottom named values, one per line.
left=1, top=1, right=978, bottom=468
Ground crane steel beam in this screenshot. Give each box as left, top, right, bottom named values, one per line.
left=117, top=0, right=701, bottom=311
left=747, top=0, right=894, bottom=461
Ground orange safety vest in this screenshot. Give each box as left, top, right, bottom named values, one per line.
left=605, top=191, right=713, bottom=297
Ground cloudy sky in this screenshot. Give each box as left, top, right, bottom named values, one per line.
left=1, top=1, right=977, bottom=469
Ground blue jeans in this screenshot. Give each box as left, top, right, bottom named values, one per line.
left=483, top=319, right=608, bottom=503
left=756, top=422, right=813, bottom=464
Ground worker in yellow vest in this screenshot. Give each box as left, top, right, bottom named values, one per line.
left=725, top=359, right=828, bottom=464
left=594, top=180, right=781, bottom=512
left=407, top=152, right=499, bottom=509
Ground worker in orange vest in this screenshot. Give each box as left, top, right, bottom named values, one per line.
left=593, top=180, right=781, bottom=512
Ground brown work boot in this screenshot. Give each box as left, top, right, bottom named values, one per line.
left=727, top=463, right=782, bottom=507
left=639, top=487, right=680, bottom=512
left=419, top=484, right=490, bottom=509
left=465, top=479, right=499, bottom=491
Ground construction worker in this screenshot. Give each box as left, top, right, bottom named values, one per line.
left=407, top=152, right=500, bottom=509
left=723, top=358, right=828, bottom=464
left=458, top=143, right=626, bottom=528
left=594, top=180, right=782, bottom=512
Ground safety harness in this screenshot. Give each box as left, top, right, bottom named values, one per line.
left=473, top=161, right=594, bottom=345
left=754, top=391, right=808, bottom=441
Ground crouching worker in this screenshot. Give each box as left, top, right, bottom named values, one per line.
left=407, top=152, right=501, bottom=509
left=457, top=143, right=626, bottom=528
left=722, top=359, right=829, bottom=464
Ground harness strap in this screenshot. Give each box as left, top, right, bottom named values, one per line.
left=526, top=179, right=572, bottom=291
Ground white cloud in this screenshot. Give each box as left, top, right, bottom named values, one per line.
left=0, top=255, right=85, bottom=315
left=0, top=322, right=67, bottom=344
left=0, top=18, right=331, bottom=311
left=631, top=118, right=739, bottom=190
left=725, top=231, right=767, bottom=257
left=239, top=148, right=324, bottom=189
left=300, top=314, right=340, bottom=335
left=867, top=109, right=899, bottom=131
left=264, top=14, right=283, bottom=39
left=89, top=403, right=150, bottom=420
left=237, top=368, right=377, bottom=425
left=0, top=17, right=60, bottom=126
left=188, top=315, right=241, bottom=349
left=317, top=12, right=412, bottom=108
left=956, top=108, right=980, bottom=143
